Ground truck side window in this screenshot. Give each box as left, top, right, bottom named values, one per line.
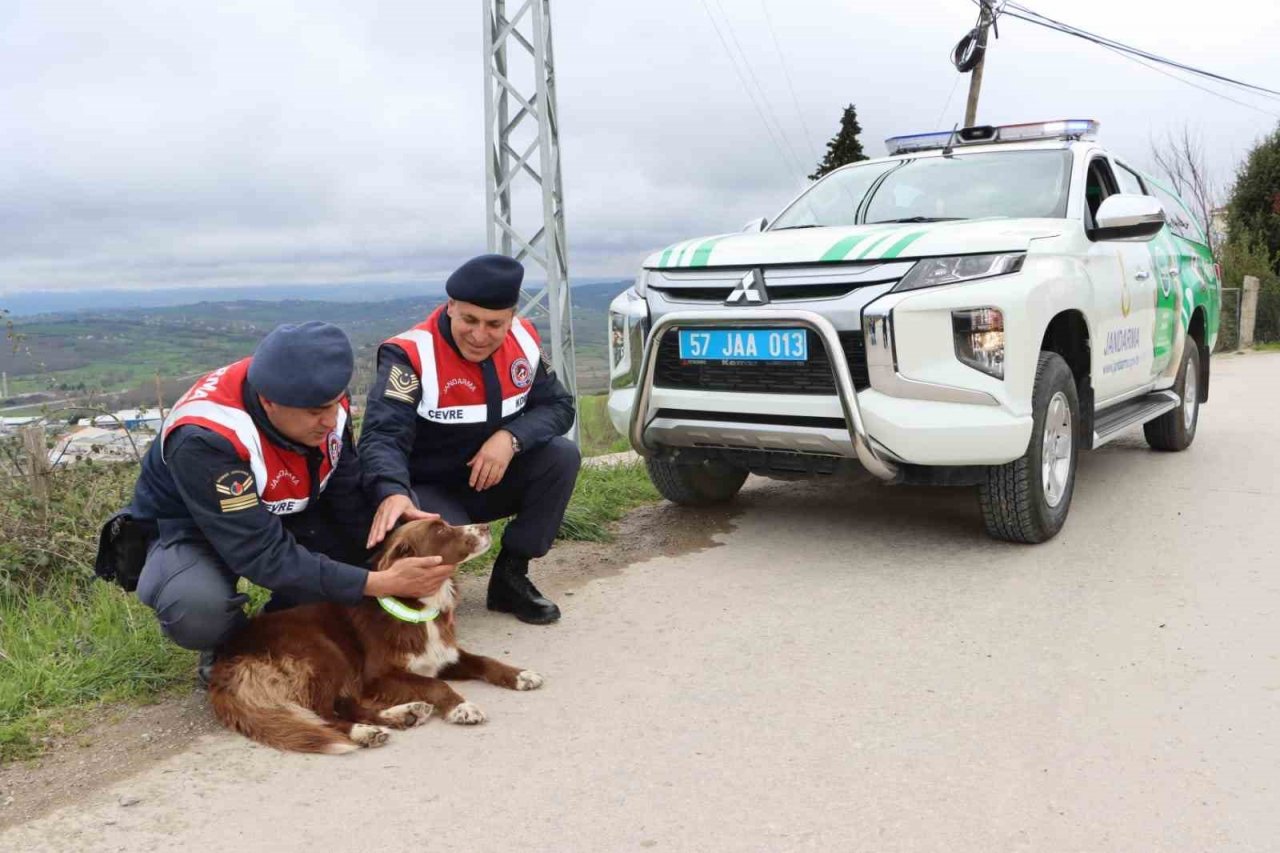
left=1113, top=162, right=1146, bottom=196
left=1083, top=157, right=1120, bottom=235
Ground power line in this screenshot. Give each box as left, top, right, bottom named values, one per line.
left=697, top=0, right=806, bottom=184
left=1091, top=39, right=1280, bottom=120
left=760, top=0, right=820, bottom=165
left=934, top=72, right=964, bottom=129
left=1002, top=2, right=1280, bottom=101
left=710, top=0, right=809, bottom=178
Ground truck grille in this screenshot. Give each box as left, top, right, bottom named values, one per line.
left=654, top=329, right=870, bottom=395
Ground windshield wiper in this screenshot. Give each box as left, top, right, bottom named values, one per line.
left=769, top=224, right=822, bottom=231
left=867, top=216, right=967, bottom=224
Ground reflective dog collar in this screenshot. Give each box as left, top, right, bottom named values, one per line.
left=378, top=596, right=441, bottom=623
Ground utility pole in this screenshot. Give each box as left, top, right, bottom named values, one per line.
left=482, top=0, right=580, bottom=442
left=154, top=370, right=165, bottom=418
left=963, top=0, right=996, bottom=127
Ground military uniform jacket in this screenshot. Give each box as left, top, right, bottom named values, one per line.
left=131, top=359, right=369, bottom=604
left=360, top=306, right=576, bottom=503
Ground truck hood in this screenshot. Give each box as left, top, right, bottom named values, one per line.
left=644, top=219, right=1066, bottom=270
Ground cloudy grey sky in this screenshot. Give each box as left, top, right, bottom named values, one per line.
left=1, top=0, right=1277, bottom=294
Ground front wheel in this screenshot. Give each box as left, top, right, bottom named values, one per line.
left=1144, top=342, right=1200, bottom=451
left=645, top=456, right=747, bottom=506
left=979, top=352, right=1079, bottom=543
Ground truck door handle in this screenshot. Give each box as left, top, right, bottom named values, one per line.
left=1167, top=266, right=1179, bottom=276
left=1134, top=270, right=1151, bottom=281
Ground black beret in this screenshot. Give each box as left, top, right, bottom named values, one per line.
left=248, top=321, right=353, bottom=408
left=445, top=254, right=524, bottom=310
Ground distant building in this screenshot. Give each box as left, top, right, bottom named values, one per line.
left=1210, top=206, right=1229, bottom=248
left=0, top=415, right=42, bottom=436
left=52, top=425, right=152, bottom=465
left=92, top=408, right=164, bottom=431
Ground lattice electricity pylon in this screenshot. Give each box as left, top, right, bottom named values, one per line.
left=482, top=0, right=579, bottom=441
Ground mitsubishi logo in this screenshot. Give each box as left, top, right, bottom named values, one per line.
left=725, top=268, right=769, bottom=304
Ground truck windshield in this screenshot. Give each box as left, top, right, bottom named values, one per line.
left=771, top=150, right=1073, bottom=229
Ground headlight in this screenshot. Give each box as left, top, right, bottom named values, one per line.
left=608, top=287, right=650, bottom=389
left=952, top=308, right=1005, bottom=379
left=894, top=253, right=1025, bottom=292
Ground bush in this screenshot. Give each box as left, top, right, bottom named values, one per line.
left=0, top=455, right=138, bottom=595
left=1219, top=228, right=1280, bottom=344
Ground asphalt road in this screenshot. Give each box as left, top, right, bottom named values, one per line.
left=6, top=353, right=1278, bottom=852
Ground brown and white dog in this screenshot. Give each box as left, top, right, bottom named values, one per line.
left=207, top=519, right=543, bottom=754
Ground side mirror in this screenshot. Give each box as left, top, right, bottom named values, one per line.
left=742, top=216, right=768, bottom=233
left=1094, top=194, right=1166, bottom=242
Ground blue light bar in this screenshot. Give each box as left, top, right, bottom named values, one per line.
left=884, top=130, right=956, bottom=155
left=884, top=119, right=1100, bottom=155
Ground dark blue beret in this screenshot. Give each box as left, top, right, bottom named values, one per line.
left=248, top=321, right=353, bottom=408
left=445, top=254, right=524, bottom=310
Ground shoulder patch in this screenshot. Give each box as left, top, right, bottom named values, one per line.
left=385, top=364, right=421, bottom=404
left=215, top=470, right=259, bottom=512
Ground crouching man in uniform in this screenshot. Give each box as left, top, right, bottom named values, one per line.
left=361, top=254, right=581, bottom=625
left=121, top=322, right=455, bottom=682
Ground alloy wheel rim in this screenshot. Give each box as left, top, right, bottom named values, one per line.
left=1183, top=357, right=1198, bottom=431
left=1041, top=391, right=1073, bottom=509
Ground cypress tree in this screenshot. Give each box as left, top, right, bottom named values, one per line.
left=809, top=104, right=868, bottom=181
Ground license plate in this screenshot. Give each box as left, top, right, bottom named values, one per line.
left=677, top=329, right=808, bottom=362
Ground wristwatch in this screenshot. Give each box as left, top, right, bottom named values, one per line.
left=508, top=432, right=522, bottom=454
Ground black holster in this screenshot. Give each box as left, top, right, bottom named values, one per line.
left=94, top=509, right=157, bottom=592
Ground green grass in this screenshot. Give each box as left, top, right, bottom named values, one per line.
left=0, top=459, right=657, bottom=764
left=0, top=577, right=194, bottom=762
left=578, top=393, right=631, bottom=458
left=1255, top=341, right=1280, bottom=351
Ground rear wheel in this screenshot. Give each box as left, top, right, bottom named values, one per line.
left=646, top=456, right=747, bottom=506
left=1144, top=342, right=1200, bottom=451
left=979, top=352, right=1079, bottom=543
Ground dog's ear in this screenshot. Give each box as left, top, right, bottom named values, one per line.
left=373, top=535, right=416, bottom=571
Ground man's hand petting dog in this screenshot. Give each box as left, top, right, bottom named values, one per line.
left=367, top=494, right=439, bottom=548
left=363, top=555, right=456, bottom=599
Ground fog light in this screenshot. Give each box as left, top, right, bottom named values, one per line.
left=952, top=308, right=1004, bottom=379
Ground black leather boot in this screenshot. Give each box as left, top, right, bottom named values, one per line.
left=197, top=649, right=217, bottom=690
left=486, top=550, right=561, bottom=625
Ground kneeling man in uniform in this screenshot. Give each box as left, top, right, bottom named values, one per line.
left=124, top=322, right=454, bottom=680
left=361, top=254, right=581, bottom=625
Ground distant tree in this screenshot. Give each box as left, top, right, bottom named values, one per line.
left=1149, top=125, right=1220, bottom=254
left=809, top=104, right=868, bottom=181
left=1227, top=123, right=1280, bottom=274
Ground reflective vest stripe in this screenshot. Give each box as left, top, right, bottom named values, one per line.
left=395, top=329, right=440, bottom=416
left=162, top=399, right=269, bottom=496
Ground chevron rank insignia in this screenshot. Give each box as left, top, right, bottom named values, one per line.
left=215, top=470, right=258, bottom=513
left=385, top=364, right=420, bottom=404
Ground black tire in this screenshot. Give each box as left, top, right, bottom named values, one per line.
left=979, top=352, right=1079, bottom=544
left=1144, top=342, right=1201, bottom=452
left=645, top=456, right=747, bottom=506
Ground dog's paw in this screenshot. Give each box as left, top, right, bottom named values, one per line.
left=380, top=701, right=433, bottom=729
left=515, top=670, right=544, bottom=691
left=349, top=724, right=390, bottom=748
left=445, top=702, right=487, bottom=725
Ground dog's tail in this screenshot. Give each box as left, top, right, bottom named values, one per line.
left=208, top=663, right=359, bottom=755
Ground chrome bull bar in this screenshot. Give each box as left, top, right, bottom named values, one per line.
left=627, top=309, right=899, bottom=482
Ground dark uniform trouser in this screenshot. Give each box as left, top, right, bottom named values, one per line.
left=412, top=436, right=581, bottom=561
left=135, top=506, right=367, bottom=652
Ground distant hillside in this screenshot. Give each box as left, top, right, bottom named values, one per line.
left=0, top=279, right=630, bottom=408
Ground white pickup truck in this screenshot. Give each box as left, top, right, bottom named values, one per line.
left=608, top=119, right=1221, bottom=543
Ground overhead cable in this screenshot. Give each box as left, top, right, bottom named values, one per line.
left=1002, top=1, right=1280, bottom=100
left=697, top=0, right=808, bottom=184
left=761, top=0, right=821, bottom=165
